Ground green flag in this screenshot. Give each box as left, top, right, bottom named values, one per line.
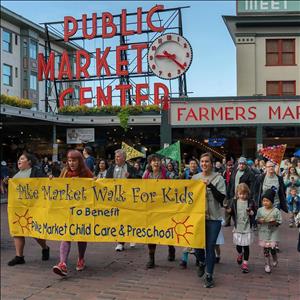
left=156, top=141, right=181, bottom=172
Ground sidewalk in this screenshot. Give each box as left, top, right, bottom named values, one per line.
left=1, top=203, right=299, bottom=300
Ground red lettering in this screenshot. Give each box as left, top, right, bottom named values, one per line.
left=82, top=13, right=97, bottom=40
left=38, top=52, right=54, bottom=81
left=136, top=7, right=142, bottom=34
left=146, top=5, right=164, bottom=32
left=282, top=106, right=295, bottom=120
left=58, top=51, right=72, bottom=80
left=121, top=9, right=135, bottom=36
left=59, top=88, right=73, bottom=107
left=96, top=47, right=111, bottom=76
left=236, top=106, right=246, bottom=120
left=199, top=107, right=209, bottom=121
left=211, top=107, right=223, bottom=121
left=96, top=86, right=112, bottom=106
left=135, top=83, right=149, bottom=105
left=115, top=84, right=131, bottom=106
left=177, top=107, right=186, bottom=121
left=64, top=16, right=78, bottom=42
left=248, top=106, right=256, bottom=120
left=154, top=82, right=169, bottom=106
left=269, top=106, right=281, bottom=119
left=131, top=43, right=147, bottom=74
left=79, top=87, right=92, bottom=106
left=102, top=12, right=117, bottom=38
left=185, top=108, right=198, bottom=121
left=76, top=50, right=90, bottom=80
left=224, top=107, right=234, bottom=120
left=297, top=106, right=300, bottom=119
left=116, top=45, right=129, bottom=76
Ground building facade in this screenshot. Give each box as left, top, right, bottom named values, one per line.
left=1, top=6, right=80, bottom=112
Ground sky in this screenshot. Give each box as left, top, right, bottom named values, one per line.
left=2, top=0, right=237, bottom=98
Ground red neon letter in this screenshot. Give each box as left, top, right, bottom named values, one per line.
left=59, top=88, right=74, bottom=107
left=135, top=83, right=149, bottom=105
left=136, top=7, right=142, bottom=34
left=96, top=86, right=112, bottom=107
left=102, top=12, right=117, bottom=38
left=58, top=51, right=72, bottom=80
left=154, top=82, right=169, bottom=106
left=96, top=47, right=111, bottom=76
left=79, top=87, right=92, bottom=105
left=64, top=16, right=78, bottom=42
left=82, top=13, right=97, bottom=40
left=131, top=43, right=147, bottom=74
left=121, top=9, right=135, bottom=36
left=116, top=84, right=131, bottom=106
left=177, top=107, right=186, bottom=121
left=147, top=5, right=164, bottom=32
left=116, top=45, right=129, bottom=76
left=76, top=50, right=90, bottom=80
left=38, top=52, right=55, bottom=81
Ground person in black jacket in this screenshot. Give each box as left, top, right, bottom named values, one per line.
left=225, top=157, right=255, bottom=226
left=106, top=149, right=137, bottom=251
left=8, top=153, right=50, bottom=266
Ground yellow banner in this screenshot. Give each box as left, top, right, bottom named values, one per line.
left=8, top=178, right=206, bottom=248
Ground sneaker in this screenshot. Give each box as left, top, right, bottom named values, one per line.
left=129, top=243, right=136, bottom=248
left=241, top=262, right=249, bottom=273
left=115, top=244, right=124, bottom=252
left=195, top=259, right=200, bottom=266
left=179, top=260, right=187, bottom=269
left=42, top=247, right=50, bottom=261
left=8, top=256, right=25, bottom=266
left=203, top=274, right=214, bottom=288
left=76, top=258, right=85, bottom=271
left=289, top=223, right=294, bottom=228
left=215, top=256, right=220, bottom=264
left=272, top=254, right=278, bottom=267
left=236, top=254, right=243, bottom=265
left=197, top=262, right=205, bottom=278
left=275, top=246, right=280, bottom=253
left=53, top=262, right=68, bottom=276
left=264, top=264, right=271, bottom=273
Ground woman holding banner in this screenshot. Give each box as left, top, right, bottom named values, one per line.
left=52, top=150, right=93, bottom=276
left=192, top=152, right=226, bottom=288
left=143, top=154, right=176, bottom=268
left=8, top=153, right=50, bottom=266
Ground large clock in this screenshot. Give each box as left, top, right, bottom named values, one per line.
left=147, top=33, right=193, bottom=80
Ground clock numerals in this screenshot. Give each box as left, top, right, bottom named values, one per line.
left=177, top=69, right=181, bottom=75
left=159, top=70, right=162, bottom=76
left=158, top=38, right=162, bottom=44
left=152, top=45, right=156, bottom=51
left=177, top=36, right=180, bottom=42
left=149, top=55, right=153, bottom=60
left=152, top=64, right=156, bottom=70
left=168, top=72, right=172, bottom=78
left=184, top=43, right=187, bottom=48
left=186, top=52, right=190, bottom=58
left=184, top=62, right=187, bottom=67
left=167, top=35, right=172, bottom=41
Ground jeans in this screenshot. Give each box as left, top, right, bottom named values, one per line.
left=195, top=220, right=221, bottom=275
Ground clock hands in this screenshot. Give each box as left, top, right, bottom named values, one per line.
left=155, top=50, right=186, bottom=70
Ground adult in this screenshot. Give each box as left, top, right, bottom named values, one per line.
left=133, top=161, right=144, bottom=179
left=7, top=153, right=50, bottom=266
left=106, top=149, right=137, bottom=251
left=83, top=146, right=95, bottom=173
left=214, top=161, right=224, bottom=174
left=192, top=152, right=226, bottom=288
left=181, top=159, right=201, bottom=179
left=52, top=150, right=93, bottom=276
left=143, top=154, right=175, bottom=268
left=253, top=160, right=288, bottom=213
left=284, top=166, right=300, bottom=195
left=226, top=157, right=255, bottom=226
left=95, top=159, right=109, bottom=178
left=42, top=156, right=51, bottom=175
left=1, top=161, right=9, bottom=195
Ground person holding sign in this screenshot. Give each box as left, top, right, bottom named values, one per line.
left=192, top=152, right=226, bottom=288
left=106, top=149, right=137, bottom=251
left=52, top=150, right=93, bottom=276
left=8, top=153, right=50, bottom=266
left=143, top=154, right=176, bottom=268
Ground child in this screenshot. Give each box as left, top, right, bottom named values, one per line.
left=287, top=186, right=300, bottom=227
left=215, top=218, right=225, bottom=263
left=256, top=188, right=282, bottom=273
left=227, top=183, right=256, bottom=273
left=179, top=247, right=198, bottom=269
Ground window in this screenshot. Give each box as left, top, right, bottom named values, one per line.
left=266, top=39, right=295, bottom=66
left=29, top=40, right=37, bottom=59
left=3, top=64, right=13, bottom=86
left=266, top=81, right=296, bottom=96
left=23, top=40, right=28, bottom=56
left=30, top=73, right=37, bottom=90
left=15, top=34, right=18, bottom=45
left=3, top=30, right=12, bottom=52
left=15, top=67, right=18, bottom=78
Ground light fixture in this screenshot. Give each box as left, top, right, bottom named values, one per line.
left=274, top=137, right=279, bottom=140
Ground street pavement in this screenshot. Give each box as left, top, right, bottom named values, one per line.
left=1, top=202, right=299, bottom=300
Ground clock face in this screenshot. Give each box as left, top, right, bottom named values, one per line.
left=147, top=33, right=193, bottom=80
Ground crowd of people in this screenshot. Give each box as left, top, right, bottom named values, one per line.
left=3, top=147, right=300, bottom=289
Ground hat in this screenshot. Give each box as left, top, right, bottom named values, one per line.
left=262, top=188, right=276, bottom=203
left=238, top=157, right=247, bottom=164
left=1, top=161, right=7, bottom=166
left=247, top=159, right=254, bottom=166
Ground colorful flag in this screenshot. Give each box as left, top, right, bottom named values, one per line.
left=156, top=141, right=181, bottom=171
left=259, top=144, right=287, bottom=165
left=121, top=142, right=144, bottom=161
